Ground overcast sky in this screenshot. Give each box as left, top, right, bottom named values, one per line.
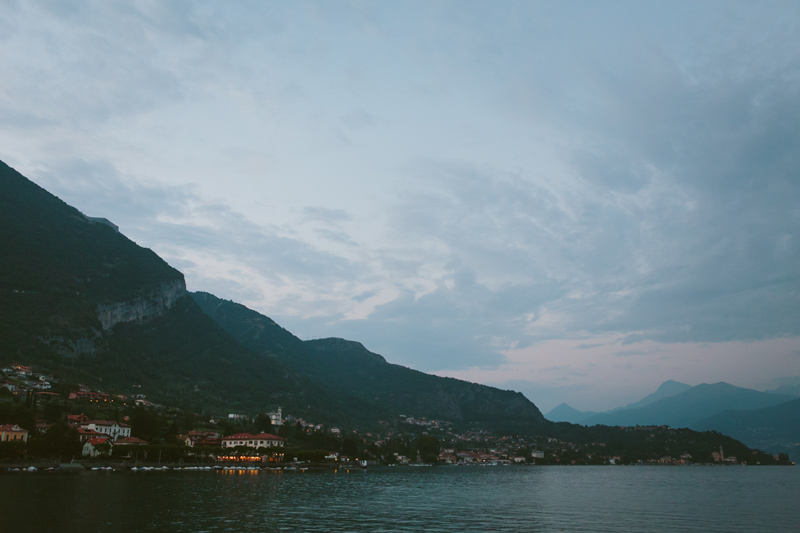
left=2, top=0, right=799, bottom=412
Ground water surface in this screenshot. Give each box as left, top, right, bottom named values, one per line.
left=2, top=465, right=798, bottom=532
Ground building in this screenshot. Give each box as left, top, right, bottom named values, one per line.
left=0, top=424, right=29, bottom=442
left=180, top=431, right=221, bottom=448
left=77, top=428, right=105, bottom=443
left=221, top=433, right=285, bottom=449
left=267, top=407, right=283, bottom=426
left=67, top=413, right=90, bottom=426
left=83, top=437, right=112, bottom=457
left=113, top=436, right=149, bottom=446
left=69, top=391, right=111, bottom=403
left=81, top=420, right=131, bottom=440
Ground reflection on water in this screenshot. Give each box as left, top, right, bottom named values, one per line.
left=2, top=466, right=799, bottom=532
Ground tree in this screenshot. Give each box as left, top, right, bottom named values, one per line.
left=131, top=407, right=161, bottom=442
left=42, top=401, right=63, bottom=423
left=341, top=437, right=359, bottom=458
left=95, top=440, right=112, bottom=456
left=416, top=436, right=440, bottom=464
left=27, top=422, right=81, bottom=459
left=253, top=413, right=273, bottom=434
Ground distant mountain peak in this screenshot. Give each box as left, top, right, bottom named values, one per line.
left=658, top=379, right=690, bottom=389
left=545, top=403, right=596, bottom=424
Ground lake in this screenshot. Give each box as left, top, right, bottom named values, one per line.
left=2, top=465, right=799, bottom=532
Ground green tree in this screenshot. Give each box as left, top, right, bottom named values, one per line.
left=27, top=422, right=82, bottom=460
left=131, top=407, right=161, bottom=442
left=416, top=435, right=440, bottom=464
left=95, top=440, right=112, bottom=456
left=341, top=437, right=359, bottom=458
left=253, top=413, right=273, bottom=434
left=42, top=401, right=63, bottom=423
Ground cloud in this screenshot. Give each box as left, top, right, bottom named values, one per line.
left=302, top=206, right=353, bottom=224
left=29, top=157, right=366, bottom=313
left=3, top=1, right=800, bottom=409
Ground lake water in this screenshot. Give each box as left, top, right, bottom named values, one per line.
left=2, top=465, right=799, bottom=532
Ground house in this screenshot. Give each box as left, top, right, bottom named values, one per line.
left=0, top=424, right=29, bottom=442
left=181, top=431, right=221, bottom=448
left=83, top=437, right=112, bottom=457
left=69, top=391, right=111, bottom=403
left=221, top=432, right=285, bottom=449
left=439, top=453, right=457, bottom=464
left=76, top=427, right=105, bottom=443
left=113, top=436, right=149, bottom=446
left=81, top=420, right=131, bottom=440
left=13, top=365, right=32, bottom=376
left=67, top=413, right=90, bottom=426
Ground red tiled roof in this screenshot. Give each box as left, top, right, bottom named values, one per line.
left=253, top=433, right=284, bottom=441
left=222, top=432, right=285, bottom=441
left=222, top=433, right=255, bottom=440
left=85, top=420, right=130, bottom=427
left=86, top=437, right=110, bottom=446
left=114, top=437, right=148, bottom=445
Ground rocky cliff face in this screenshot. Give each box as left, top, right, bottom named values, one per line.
left=96, top=279, right=187, bottom=331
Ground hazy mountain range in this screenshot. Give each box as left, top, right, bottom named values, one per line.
left=546, top=380, right=800, bottom=454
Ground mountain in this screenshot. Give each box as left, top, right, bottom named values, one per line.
left=545, top=403, right=597, bottom=424
left=607, top=380, right=691, bottom=413
left=0, top=158, right=789, bottom=463
left=191, top=291, right=546, bottom=431
left=582, top=382, right=795, bottom=429
left=764, top=384, right=800, bottom=397
left=693, top=397, right=800, bottom=456
left=545, top=381, right=690, bottom=425
left=0, top=159, right=547, bottom=430
left=0, top=160, right=333, bottom=416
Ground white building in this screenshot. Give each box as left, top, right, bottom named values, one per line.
left=82, top=420, right=131, bottom=440
left=221, top=432, right=285, bottom=449
left=267, top=407, right=283, bottom=426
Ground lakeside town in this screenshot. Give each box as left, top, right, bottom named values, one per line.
left=1, top=363, right=790, bottom=471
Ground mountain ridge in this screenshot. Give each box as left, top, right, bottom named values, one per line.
left=0, top=160, right=548, bottom=431
left=583, top=382, right=795, bottom=428
left=0, top=160, right=338, bottom=417
left=191, top=291, right=546, bottom=430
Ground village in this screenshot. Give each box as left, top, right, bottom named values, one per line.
left=1, top=363, right=779, bottom=469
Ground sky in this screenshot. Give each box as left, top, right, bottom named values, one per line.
left=1, top=0, right=799, bottom=412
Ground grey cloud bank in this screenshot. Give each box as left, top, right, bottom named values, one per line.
left=1, top=0, right=799, bottom=411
